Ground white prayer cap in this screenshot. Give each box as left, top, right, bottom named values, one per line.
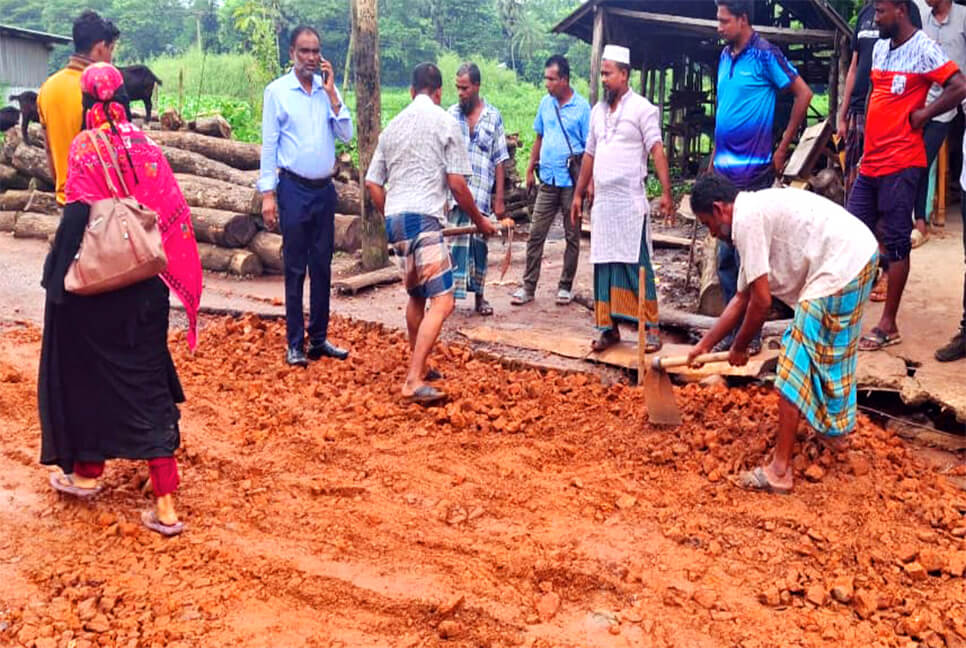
left=602, top=44, right=630, bottom=65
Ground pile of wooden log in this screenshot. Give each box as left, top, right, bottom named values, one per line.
left=0, top=119, right=367, bottom=277
left=502, top=134, right=529, bottom=222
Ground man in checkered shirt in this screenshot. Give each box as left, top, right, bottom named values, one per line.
left=446, top=62, right=510, bottom=316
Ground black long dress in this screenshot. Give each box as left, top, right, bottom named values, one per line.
left=38, top=201, right=184, bottom=474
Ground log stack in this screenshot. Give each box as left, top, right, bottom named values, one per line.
left=502, top=133, right=529, bottom=222
left=0, top=117, right=367, bottom=277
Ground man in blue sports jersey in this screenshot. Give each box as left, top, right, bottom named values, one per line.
left=711, top=0, right=813, bottom=353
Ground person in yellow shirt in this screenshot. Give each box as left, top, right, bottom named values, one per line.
left=37, top=10, right=119, bottom=205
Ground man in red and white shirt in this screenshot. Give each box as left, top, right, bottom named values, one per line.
left=848, top=0, right=966, bottom=352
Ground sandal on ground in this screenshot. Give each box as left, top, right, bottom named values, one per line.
left=748, top=337, right=763, bottom=356
left=510, top=288, right=534, bottom=306
left=910, top=229, right=928, bottom=249
left=859, top=327, right=902, bottom=352
left=424, top=368, right=443, bottom=382
left=555, top=289, right=573, bottom=305
left=404, top=384, right=447, bottom=406
left=870, top=275, right=888, bottom=302
left=645, top=332, right=663, bottom=354
left=141, top=510, right=184, bottom=537
left=591, top=329, right=621, bottom=352
left=734, top=466, right=792, bottom=495
left=475, top=299, right=494, bottom=316
left=49, top=472, right=102, bottom=498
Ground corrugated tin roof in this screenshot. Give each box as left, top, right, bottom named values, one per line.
left=0, top=24, right=71, bottom=46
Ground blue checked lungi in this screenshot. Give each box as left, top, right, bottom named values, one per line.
left=776, top=254, right=878, bottom=437
left=447, top=207, right=488, bottom=299
left=385, top=213, right=454, bottom=299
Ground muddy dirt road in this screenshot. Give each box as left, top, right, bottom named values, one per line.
left=1, top=314, right=965, bottom=648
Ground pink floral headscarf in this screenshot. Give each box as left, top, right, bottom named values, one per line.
left=65, top=63, right=203, bottom=349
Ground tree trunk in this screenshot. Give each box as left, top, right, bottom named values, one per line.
left=334, top=213, right=361, bottom=252
left=698, top=232, right=724, bottom=317
left=334, top=179, right=362, bottom=215
left=160, top=107, right=185, bottom=131
left=352, top=0, right=388, bottom=270
left=0, top=164, right=29, bottom=190
left=13, top=212, right=59, bottom=240
left=248, top=231, right=284, bottom=273
left=589, top=7, right=605, bottom=105
left=149, top=131, right=261, bottom=170
left=196, top=242, right=264, bottom=276
left=191, top=208, right=257, bottom=247
left=11, top=143, right=54, bottom=186
left=190, top=115, right=232, bottom=139
left=161, top=146, right=256, bottom=187
left=0, top=211, right=16, bottom=232
left=0, top=190, right=59, bottom=214
left=175, top=174, right=261, bottom=215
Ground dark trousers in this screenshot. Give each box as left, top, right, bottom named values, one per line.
left=914, top=119, right=950, bottom=223
left=523, top=184, right=579, bottom=294
left=961, top=199, right=966, bottom=331
left=276, top=175, right=336, bottom=350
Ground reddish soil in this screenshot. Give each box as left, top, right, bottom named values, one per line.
left=1, top=314, right=965, bottom=648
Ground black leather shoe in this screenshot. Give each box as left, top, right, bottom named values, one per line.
left=286, top=346, right=308, bottom=367
left=308, top=340, right=349, bottom=361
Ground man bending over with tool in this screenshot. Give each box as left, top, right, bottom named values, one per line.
left=688, top=175, right=879, bottom=494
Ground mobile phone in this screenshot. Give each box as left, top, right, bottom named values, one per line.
left=320, top=58, right=329, bottom=84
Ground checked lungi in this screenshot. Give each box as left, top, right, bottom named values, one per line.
left=447, top=207, right=488, bottom=299
left=776, top=254, right=878, bottom=437
left=594, top=222, right=659, bottom=332
left=385, top=212, right=454, bottom=299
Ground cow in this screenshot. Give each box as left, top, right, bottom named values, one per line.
left=120, top=65, right=162, bottom=123
left=8, top=91, right=38, bottom=145
left=0, top=106, right=20, bottom=133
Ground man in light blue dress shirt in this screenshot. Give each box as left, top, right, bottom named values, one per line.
left=258, top=26, right=354, bottom=366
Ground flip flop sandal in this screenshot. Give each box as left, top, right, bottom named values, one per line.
left=859, top=328, right=902, bottom=352
left=510, top=289, right=534, bottom=306
left=141, top=510, right=185, bottom=537
left=734, top=467, right=792, bottom=495
left=748, top=337, right=763, bottom=356
left=404, top=385, right=447, bottom=406
left=475, top=300, right=494, bottom=316
left=591, top=331, right=620, bottom=352
left=644, top=332, right=663, bottom=354
left=49, top=472, right=102, bottom=498
left=424, top=368, right=443, bottom=382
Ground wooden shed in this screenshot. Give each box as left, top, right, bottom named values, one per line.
left=0, top=24, right=72, bottom=104
left=553, top=0, right=852, bottom=174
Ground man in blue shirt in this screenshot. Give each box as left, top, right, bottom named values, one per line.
left=513, top=55, right=591, bottom=306
left=259, top=26, right=354, bottom=367
left=712, top=0, right=813, bottom=352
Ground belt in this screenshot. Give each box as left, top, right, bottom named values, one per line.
left=280, top=168, right=333, bottom=189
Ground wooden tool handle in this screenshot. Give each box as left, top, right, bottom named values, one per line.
left=442, top=219, right=514, bottom=238
left=652, top=351, right=731, bottom=370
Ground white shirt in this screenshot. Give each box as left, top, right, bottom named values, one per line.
left=585, top=89, right=663, bottom=264
left=733, top=188, right=879, bottom=305
left=365, top=94, right=472, bottom=224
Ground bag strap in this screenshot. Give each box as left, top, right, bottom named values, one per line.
left=552, top=100, right=575, bottom=157
left=85, top=130, right=133, bottom=198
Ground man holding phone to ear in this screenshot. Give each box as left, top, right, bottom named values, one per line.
left=259, top=26, right=354, bottom=367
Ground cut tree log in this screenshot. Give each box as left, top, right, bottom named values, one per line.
left=698, top=232, right=724, bottom=317
left=0, top=211, right=16, bottom=232
left=1, top=128, right=20, bottom=162
left=196, top=242, right=264, bottom=276
left=0, top=164, right=29, bottom=190
left=13, top=212, right=59, bottom=240
left=148, top=131, right=261, bottom=170
left=175, top=174, right=261, bottom=215
left=248, top=231, right=284, bottom=273
left=334, top=214, right=361, bottom=252
left=334, top=265, right=400, bottom=295
left=190, top=208, right=257, bottom=248
left=161, top=147, right=255, bottom=188
left=11, top=143, right=54, bottom=186
left=160, top=107, right=184, bottom=131
left=189, top=115, right=232, bottom=139
left=334, top=179, right=361, bottom=215
left=0, top=190, right=59, bottom=214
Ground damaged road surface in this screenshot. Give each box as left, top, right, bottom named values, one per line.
left=2, top=314, right=966, bottom=648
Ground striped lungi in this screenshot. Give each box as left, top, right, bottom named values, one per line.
left=593, top=222, right=659, bottom=332
left=776, top=254, right=878, bottom=437
left=447, top=207, right=488, bottom=299
left=385, top=212, right=454, bottom=299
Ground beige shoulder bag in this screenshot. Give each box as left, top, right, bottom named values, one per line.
left=64, top=130, right=167, bottom=296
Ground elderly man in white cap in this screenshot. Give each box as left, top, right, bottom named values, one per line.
left=570, top=44, right=673, bottom=352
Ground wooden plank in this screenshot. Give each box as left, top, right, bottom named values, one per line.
left=605, top=8, right=836, bottom=45
left=333, top=265, right=400, bottom=295
left=936, top=139, right=948, bottom=226
left=783, top=119, right=833, bottom=180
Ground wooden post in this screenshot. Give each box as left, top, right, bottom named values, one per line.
left=936, top=139, right=948, bottom=227
left=828, top=39, right=840, bottom=126
left=352, top=0, right=388, bottom=270
left=589, top=7, right=605, bottom=105
left=659, top=66, right=666, bottom=136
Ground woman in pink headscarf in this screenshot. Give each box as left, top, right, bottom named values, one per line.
left=39, top=62, right=202, bottom=536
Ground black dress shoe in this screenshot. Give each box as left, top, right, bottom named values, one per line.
left=286, top=346, right=308, bottom=367
left=307, top=340, right=349, bottom=361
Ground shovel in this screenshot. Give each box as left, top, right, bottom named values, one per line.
left=643, top=351, right=731, bottom=426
